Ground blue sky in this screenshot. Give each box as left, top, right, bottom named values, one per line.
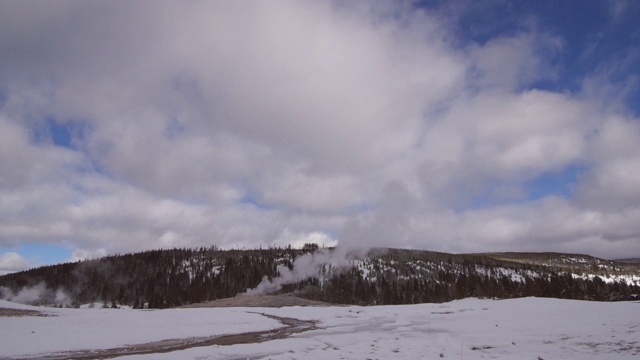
left=1, top=243, right=72, bottom=267
left=1, top=0, right=640, bottom=274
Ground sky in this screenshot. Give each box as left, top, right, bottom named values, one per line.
left=1, top=0, right=640, bottom=274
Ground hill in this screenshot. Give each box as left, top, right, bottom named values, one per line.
left=0, top=246, right=639, bottom=308
left=616, top=258, right=640, bottom=264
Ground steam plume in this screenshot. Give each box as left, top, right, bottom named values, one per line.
left=246, top=247, right=353, bottom=295
left=0, top=282, right=71, bottom=307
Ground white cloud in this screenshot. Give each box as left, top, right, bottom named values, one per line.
left=271, top=229, right=338, bottom=249
left=576, top=115, right=640, bottom=209
left=469, top=32, right=562, bottom=90
left=258, top=169, right=361, bottom=212
left=413, top=89, right=598, bottom=208
left=0, top=252, right=30, bottom=275
left=68, top=248, right=107, bottom=263
left=0, top=1, right=639, bottom=260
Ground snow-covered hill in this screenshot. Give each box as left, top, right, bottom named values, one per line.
left=1, top=248, right=639, bottom=308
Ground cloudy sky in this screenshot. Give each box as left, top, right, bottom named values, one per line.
left=1, top=0, right=639, bottom=274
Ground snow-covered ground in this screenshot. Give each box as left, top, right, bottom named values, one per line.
left=1, top=297, right=639, bottom=359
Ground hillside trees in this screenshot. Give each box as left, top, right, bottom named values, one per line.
left=0, top=247, right=638, bottom=308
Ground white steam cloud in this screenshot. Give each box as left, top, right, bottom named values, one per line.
left=246, top=247, right=355, bottom=295
left=0, top=282, right=71, bottom=307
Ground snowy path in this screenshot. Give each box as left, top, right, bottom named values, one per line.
left=1, top=298, right=639, bottom=360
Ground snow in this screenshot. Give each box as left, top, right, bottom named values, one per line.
left=572, top=272, right=640, bottom=285
left=0, top=300, right=281, bottom=358
left=2, top=298, right=639, bottom=359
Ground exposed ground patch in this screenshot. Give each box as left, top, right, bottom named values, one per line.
left=0, top=308, right=53, bottom=318
left=180, top=293, right=333, bottom=308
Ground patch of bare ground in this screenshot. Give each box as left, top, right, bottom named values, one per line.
left=13, top=313, right=316, bottom=360
left=0, top=308, right=53, bottom=317
left=180, top=293, right=335, bottom=308
left=576, top=340, right=640, bottom=355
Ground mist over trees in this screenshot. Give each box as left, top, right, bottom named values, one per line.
left=0, top=247, right=638, bottom=308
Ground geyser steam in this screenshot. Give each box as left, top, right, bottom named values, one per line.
left=0, top=282, right=71, bottom=306
left=246, top=248, right=351, bottom=295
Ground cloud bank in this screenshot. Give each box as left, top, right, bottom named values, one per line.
left=0, top=252, right=30, bottom=276
left=1, top=0, right=639, bottom=263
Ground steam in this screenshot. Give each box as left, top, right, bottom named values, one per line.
left=246, top=247, right=355, bottom=295
left=0, top=282, right=72, bottom=307
left=247, top=182, right=407, bottom=297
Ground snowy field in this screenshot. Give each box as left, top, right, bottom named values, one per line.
left=1, top=297, right=639, bottom=359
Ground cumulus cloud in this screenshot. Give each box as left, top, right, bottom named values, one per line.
left=271, top=229, right=338, bottom=250
left=0, top=1, right=639, bottom=260
left=574, top=115, right=640, bottom=209
left=469, top=32, right=562, bottom=90
left=0, top=252, right=31, bottom=275
left=68, top=248, right=108, bottom=263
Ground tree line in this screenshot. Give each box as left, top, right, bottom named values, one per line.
left=0, top=246, right=638, bottom=308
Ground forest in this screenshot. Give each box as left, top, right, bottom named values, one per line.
left=1, top=246, right=639, bottom=308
